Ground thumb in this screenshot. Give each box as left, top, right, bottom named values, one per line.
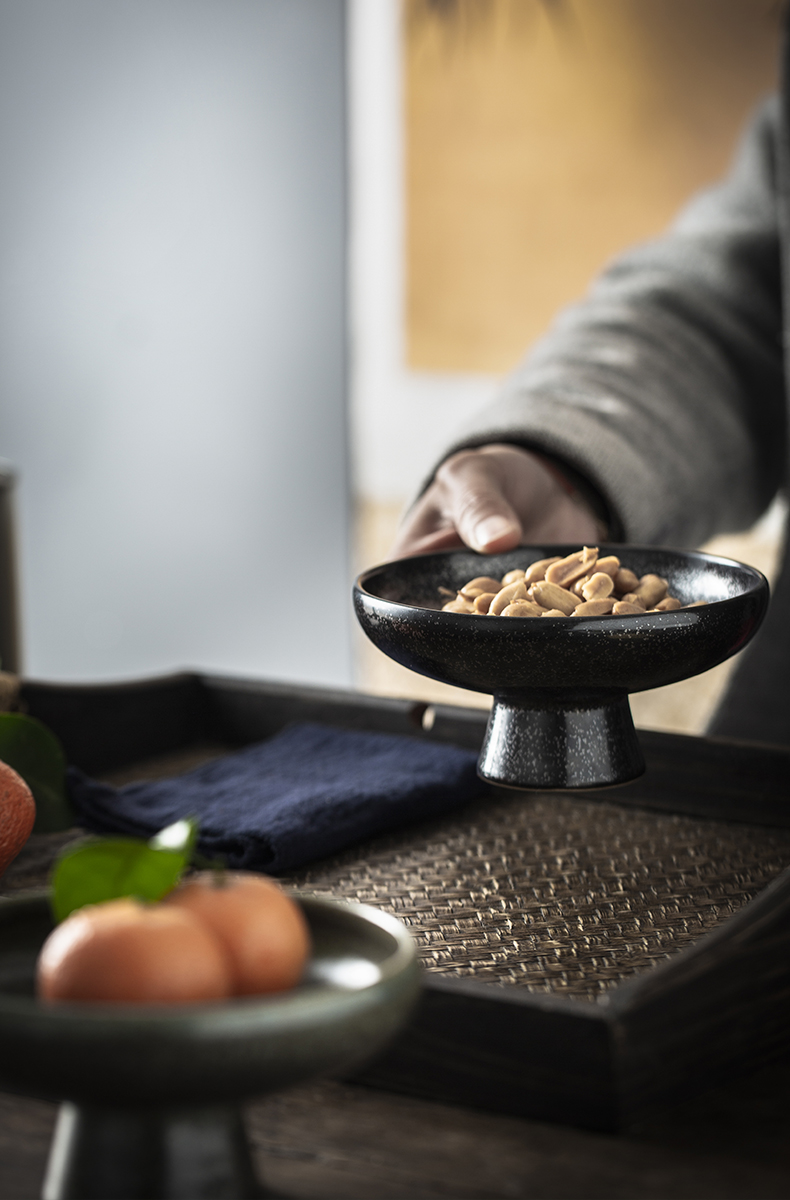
left=462, top=506, right=522, bottom=554
left=439, top=460, right=523, bottom=552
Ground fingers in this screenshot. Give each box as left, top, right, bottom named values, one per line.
left=390, top=444, right=602, bottom=559
left=390, top=486, right=462, bottom=558
left=391, top=447, right=524, bottom=558
left=393, top=526, right=466, bottom=558
left=434, top=452, right=523, bottom=552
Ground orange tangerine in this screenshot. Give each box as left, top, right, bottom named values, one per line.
left=165, top=871, right=310, bottom=995
left=37, top=897, right=232, bottom=1004
left=0, top=760, right=36, bottom=878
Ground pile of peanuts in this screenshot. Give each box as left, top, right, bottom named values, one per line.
left=440, top=547, right=700, bottom=618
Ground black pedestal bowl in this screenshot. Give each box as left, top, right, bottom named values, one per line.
left=0, top=892, right=419, bottom=1200
left=353, top=544, right=769, bottom=790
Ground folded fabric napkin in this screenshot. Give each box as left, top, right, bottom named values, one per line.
left=66, top=722, right=481, bottom=873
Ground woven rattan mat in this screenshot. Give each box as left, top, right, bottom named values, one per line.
left=4, top=744, right=790, bottom=1002
left=282, top=789, right=790, bottom=1001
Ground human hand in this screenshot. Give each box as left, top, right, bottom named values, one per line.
left=390, top=444, right=602, bottom=559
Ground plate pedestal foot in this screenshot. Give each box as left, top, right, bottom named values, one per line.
left=43, top=1100, right=263, bottom=1200
left=479, top=690, right=645, bottom=789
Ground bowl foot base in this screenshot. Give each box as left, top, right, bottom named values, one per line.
left=43, top=1100, right=262, bottom=1200
left=479, top=691, right=645, bottom=789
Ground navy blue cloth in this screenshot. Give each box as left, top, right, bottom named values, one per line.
left=66, top=722, right=482, bottom=873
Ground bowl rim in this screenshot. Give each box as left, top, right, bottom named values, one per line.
left=0, top=890, right=419, bottom=1031
left=354, top=543, right=769, bottom=623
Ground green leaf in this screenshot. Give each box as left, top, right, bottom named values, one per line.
left=51, top=836, right=190, bottom=923
left=0, top=712, right=74, bottom=833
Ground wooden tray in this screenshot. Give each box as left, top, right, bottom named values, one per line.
left=14, top=671, right=790, bottom=1133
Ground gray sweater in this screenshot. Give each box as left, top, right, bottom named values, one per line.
left=440, top=99, right=790, bottom=745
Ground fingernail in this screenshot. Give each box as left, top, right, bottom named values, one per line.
left=473, top=516, right=518, bottom=550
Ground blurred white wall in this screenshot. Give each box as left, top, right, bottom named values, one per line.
left=0, top=0, right=351, bottom=685
left=349, top=0, right=497, bottom=509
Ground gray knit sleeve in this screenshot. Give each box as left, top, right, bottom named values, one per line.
left=438, top=99, right=786, bottom=547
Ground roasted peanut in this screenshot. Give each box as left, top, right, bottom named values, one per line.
left=573, top=598, right=615, bottom=616
left=473, top=592, right=497, bottom=614
left=612, top=600, right=645, bottom=615
left=530, top=581, right=581, bottom=616
left=437, top=547, right=692, bottom=619
left=524, top=556, right=562, bottom=585
left=596, top=556, right=621, bottom=579
left=461, top=576, right=503, bottom=598
left=614, top=567, right=639, bottom=594
left=489, top=581, right=528, bottom=616
left=581, top=572, right=614, bottom=601
left=653, top=597, right=681, bottom=612
left=545, top=546, right=598, bottom=588
left=632, top=574, right=668, bottom=609
left=442, top=596, right=476, bottom=613
left=501, top=600, right=544, bottom=617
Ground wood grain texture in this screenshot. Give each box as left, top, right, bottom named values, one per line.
left=246, top=1072, right=790, bottom=1200
left=3, top=1071, right=790, bottom=1200
left=11, top=673, right=790, bottom=1137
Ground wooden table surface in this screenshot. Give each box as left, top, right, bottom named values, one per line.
left=3, top=1053, right=790, bottom=1200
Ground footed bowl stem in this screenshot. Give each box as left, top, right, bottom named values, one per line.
left=479, top=690, right=645, bottom=789
left=43, top=1100, right=262, bottom=1200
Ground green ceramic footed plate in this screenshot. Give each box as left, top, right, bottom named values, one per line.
left=0, top=891, right=420, bottom=1107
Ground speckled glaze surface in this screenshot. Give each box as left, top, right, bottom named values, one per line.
left=354, top=545, right=769, bottom=789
